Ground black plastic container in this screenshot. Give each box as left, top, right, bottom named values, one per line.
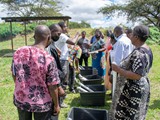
left=79, top=74, right=103, bottom=85
left=82, top=66, right=93, bottom=70
left=80, top=85, right=106, bottom=106
left=80, top=69, right=93, bottom=76
left=67, top=107, right=108, bottom=120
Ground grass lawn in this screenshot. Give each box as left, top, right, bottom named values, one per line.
left=0, top=30, right=160, bottom=120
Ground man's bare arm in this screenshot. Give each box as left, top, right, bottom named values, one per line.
left=66, top=32, right=80, bottom=45
left=48, top=85, right=60, bottom=115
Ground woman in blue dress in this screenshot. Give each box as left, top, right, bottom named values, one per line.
left=90, top=30, right=106, bottom=78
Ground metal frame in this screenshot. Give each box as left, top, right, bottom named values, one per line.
left=1, top=16, right=71, bottom=52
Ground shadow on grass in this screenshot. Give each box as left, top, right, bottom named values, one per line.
left=0, top=36, right=13, bottom=43
left=149, top=100, right=160, bottom=109
left=63, top=96, right=81, bottom=118
left=0, top=49, right=15, bottom=57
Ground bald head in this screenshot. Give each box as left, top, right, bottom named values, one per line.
left=34, top=25, right=51, bottom=42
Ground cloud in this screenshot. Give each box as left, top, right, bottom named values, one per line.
left=0, top=0, right=132, bottom=27
left=60, top=0, right=130, bottom=28
left=0, top=5, right=7, bottom=16
left=0, top=4, right=7, bottom=23
left=60, top=0, right=108, bottom=21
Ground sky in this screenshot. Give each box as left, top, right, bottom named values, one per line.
left=60, top=0, right=133, bottom=28
left=0, top=0, right=134, bottom=28
left=0, top=4, right=7, bottom=17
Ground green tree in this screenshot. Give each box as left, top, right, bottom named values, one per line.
left=0, top=0, right=62, bottom=17
left=69, top=21, right=91, bottom=29
left=99, top=0, right=160, bottom=30
left=80, top=21, right=91, bottom=28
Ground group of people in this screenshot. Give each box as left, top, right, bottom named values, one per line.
left=106, top=26, right=153, bottom=120
left=11, top=20, right=153, bottom=120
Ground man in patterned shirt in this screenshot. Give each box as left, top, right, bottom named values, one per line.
left=11, top=25, right=60, bottom=120
left=68, top=44, right=82, bottom=92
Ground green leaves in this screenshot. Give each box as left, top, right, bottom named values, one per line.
left=0, top=0, right=62, bottom=17
left=69, top=21, right=91, bottom=29
left=99, top=0, right=160, bottom=30
left=0, top=22, right=35, bottom=40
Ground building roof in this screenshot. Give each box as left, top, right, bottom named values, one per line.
left=1, top=16, right=71, bottom=22
left=1, top=16, right=72, bottom=55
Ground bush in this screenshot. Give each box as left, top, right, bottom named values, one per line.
left=0, top=20, right=69, bottom=41
left=147, top=27, right=160, bottom=44
left=0, top=21, right=159, bottom=45
left=69, top=21, right=91, bottom=29
left=0, top=23, right=24, bottom=40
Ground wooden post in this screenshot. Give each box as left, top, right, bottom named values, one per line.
left=112, top=71, right=117, bottom=98
left=67, top=20, right=69, bottom=28
left=63, top=19, right=69, bottom=27
left=24, top=22, right=27, bottom=46
left=10, top=22, right=13, bottom=52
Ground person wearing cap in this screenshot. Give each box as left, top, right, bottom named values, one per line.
left=111, top=25, right=153, bottom=120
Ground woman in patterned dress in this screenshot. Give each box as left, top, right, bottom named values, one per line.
left=90, top=30, right=106, bottom=78
left=111, top=25, right=153, bottom=120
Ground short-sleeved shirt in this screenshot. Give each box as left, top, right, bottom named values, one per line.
left=113, top=34, right=134, bottom=65
left=11, top=46, right=60, bottom=112
left=78, top=38, right=89, bottom=53
left=69, top=45, right=82, bottom=60
left=90, top=36, right=96, bottom=44
left=55, top=33, right=69, bottom=60
left=120, top=47, right=153, bottom=77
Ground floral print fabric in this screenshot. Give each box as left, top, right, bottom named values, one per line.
left=11, top=46, right=60, bottom=112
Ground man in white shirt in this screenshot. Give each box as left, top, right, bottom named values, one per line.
left=112, top=26, right=134, bottom=65
left=55, top=21, right=79, bottom=91
left=110, top=26, right=134, bottom=118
